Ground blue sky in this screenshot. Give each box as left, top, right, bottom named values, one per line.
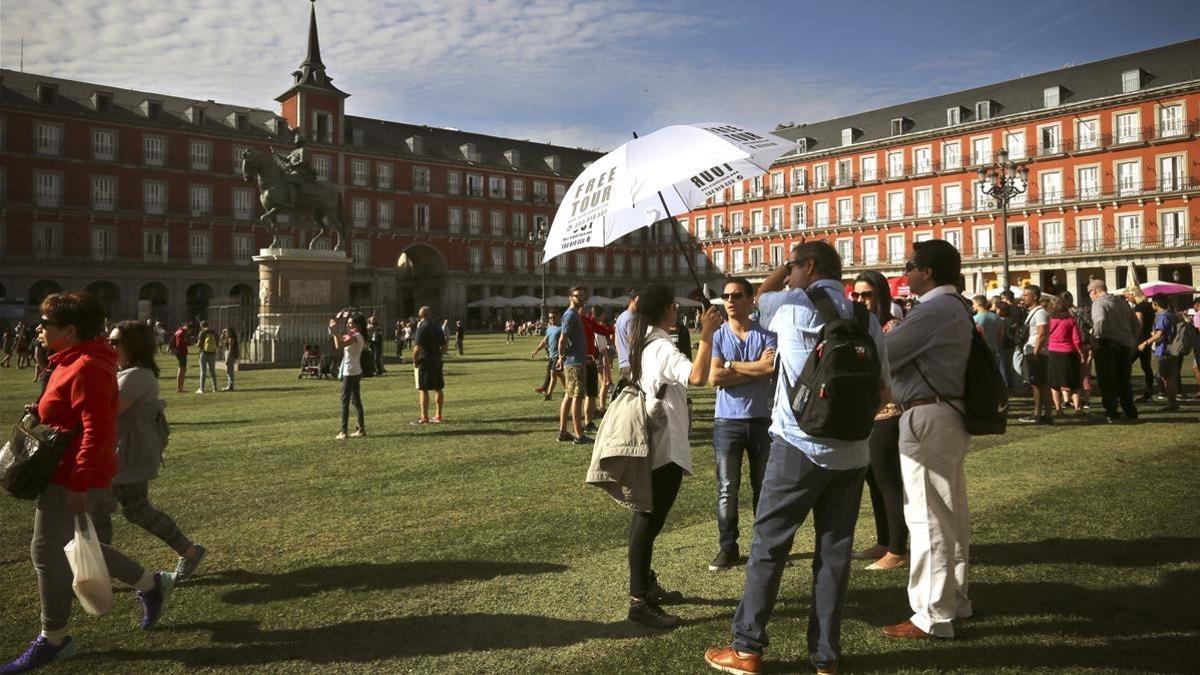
left=2, top=0, right=1196, bottom=150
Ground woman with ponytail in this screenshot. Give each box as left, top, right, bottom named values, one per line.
left=624, top=283, right=723, bottom=629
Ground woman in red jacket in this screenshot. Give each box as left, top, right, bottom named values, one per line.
left=3, top=292, right=174, bottom=674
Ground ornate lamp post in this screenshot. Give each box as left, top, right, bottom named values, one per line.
left=528, top=221, right=549, bottom=321
left=977, top=148, right=1030, bottom=290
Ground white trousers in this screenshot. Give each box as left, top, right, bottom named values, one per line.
left=899, top=401, right=972, bottom=637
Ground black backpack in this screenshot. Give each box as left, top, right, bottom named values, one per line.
left=782, top=289, right=881, bottom=442
left=916, top=297, right=1009, bottom=436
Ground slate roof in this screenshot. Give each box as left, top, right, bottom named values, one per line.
left=770, top=38, right=1200, bottom=160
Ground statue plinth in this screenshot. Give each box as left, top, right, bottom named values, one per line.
left=247, top=248, right=351, bottom=365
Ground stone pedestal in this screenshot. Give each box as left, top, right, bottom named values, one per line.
left=247, top=248, right=351, bottom=366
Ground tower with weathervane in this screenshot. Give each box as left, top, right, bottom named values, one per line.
left=275, top=1, right=349, bottom=163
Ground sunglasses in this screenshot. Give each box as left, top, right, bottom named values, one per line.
left=721, top=292, right=747, bottom=301
left=850, top=291, right=874, bottom=300
left=571, top=293, right=585, bottom=299
left=38, top=317, right=59, bottom=328
left=785, top=258, right=808, bottom=271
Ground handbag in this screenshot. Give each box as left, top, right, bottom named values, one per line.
left=0, top=411, right=75, bottom=500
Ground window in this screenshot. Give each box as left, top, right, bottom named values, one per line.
left=313, top=155, right=331, bottom=181
left=1043, top=86, right=1061, bottom=108
left=813, top=164, right=828, bottom=188
left=189, top=185, right=212, bottom=216
left=490, top=210, right=505, bottom=236
left=1121, top=69, right=1141, bottom=93
left=771, top=172, right=784, bottom=195
left=887, top=191, right=904, bottom=220
left=349, top=160, right=368, bottom=186
left=946, top=107, right=962, bottom=126
left=231, top=145, right=250, bottom=173
left=1115, top=112, right=1140, bottom=144
left=35, top=123, right=63, bottom=155
left=512, top=212, right=527, bottom=239
left=711, top=250, right=725, bottom=272
left=34, top=223, right=63, bottom=259
left=836, top=159, right=853, bottom=185
left=1078, top=217, right=1101, bottom=251
left=914, top=187, right=932, bottom=217
left=554, top=253, right=568, bottom=276
left=732, top=180, right=745, bottom=201
left=813, top=201, right=829, bottom=227
left=413, top=166, right=431, bottom=192
left=861, top=194, right=877, bottom=222
left=532, top=181, right=548, bottom=203
left=770, top=244, right=784, bottom=267
left=143, top=230, right=168, bottom=262
left=1158, top=104, right=1184, bottom=137
left=233, top=188, right=254, bottom=220
left=447, top=171, right=462, bottom=195
left=973, top=179, right=993, bottom=211
left=1159, top=155, right=1184, bottom=192
left=448, top=207, right=463, bottom=233
left=731, top=211, right=744, bottom=233
left=35, top=172, right=62, bottom=207
left=93, top=129, right=116, bottom=160
left=190, top=141, right=211, bottom=170
left=1118, top=213, right=1142, bottom=248
left=1008, top=223, right=1028, bottom=254
left=913, top=148, right=932, bottom=174
left=944, top=228, right=962, bottom=252
left=914, top=231, right=933, bottom=243
left=841, top=128, right=855, bottom=146
left=862, top=237, right=878, bottom=264
left=731, top=249, right=744, bottom=272
left=712, top=213, right=724, bottom=234
left=345, top=198, right=368, bottom=227
left=1077, top=166, right=1100, bottom=199
left=970, top=136, right=991, bottom=166
left=941, top=142, right=960, bottom=170
left=466, top=174, right=484, bottom=197
left=973, top=227, right=993, bottom=256
left=751, top=210, right=765, bottom=233
left=144, top=135, right=166, bottom=166
left=887, top=151, right=904, bottom=178
left=837, top=197, right=852, bottom=224
left=574, top=252, right=586, bottom=275
left=747, top=247, right=760, bottom=271
left=233, top=234, right=255, bottom=264
left=189, top=231, right=210, bottom=264
left=467, top=209, right=482, bottom=234
left=792, top=167, right=807, bottom=190
left=377, top=163, right=393, bottom=189
left=1005, top=130, right=1026, bottom=160
left=1161, top=210, right=1186, bottom=246
left=1116, top=161, right=1140, bottom=196
left=513, top=248, right=527, bottom=272
left=144, top=181, right=167, bottom=214
left=92, top=176, right=116, bottom=211
left=792, top=203, right=807, bottom=228
left=352, top=240, right=369, bottom=269
left=770, top=206, right=783, bottom=230
left=278, top=234, right=295, bottom=249
left=859, top=156, right=876, bottom=182
left=975, top=101, right=992, bottom=121
left=752, top=175, right=764, bottom=197
left=1039, top=125, right=1061, bottom=155
left=887, top=234, right=906, bottom=262
left=414, top=205, right=430, bottom=231
left=488, top=176, right=506, bottom=199
left=512, top=179, right=525, bottom=201
left=91, top=226, right=116, bottom=261
left=942, top=184, right=961, bottom=214
left=553, top=184, right=566, bottom=204
left=836, top=239, right=853, bottom=265
left=695, top=216, right=707, bottom=238
left=1042, top=220, right=1064, bottom=254
left=313, top=111, right=333, bottom=143
left=1076, top=119, right=1099, bottom=150
left=377, top=201, right=393, bottom=229
left=890, top=118, right=907, bottom=136
left=1039, top=172, right=1062, bottom=205
left=591, top=253, right=605, bottom=276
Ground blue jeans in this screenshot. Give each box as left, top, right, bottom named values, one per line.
left=712, top=417, right=771, bottom=552
left=199, top=352, right=218, bottom=391
left=732, top=437, right=866, bottom=668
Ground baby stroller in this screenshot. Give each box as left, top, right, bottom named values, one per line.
left=298, top=345, right=322, bottom=379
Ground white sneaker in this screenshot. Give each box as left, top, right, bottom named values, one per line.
left=349, top=428, right=366, bottom=438
left=195, top=388, right=205, bottom=394
left=335, top=431, right=348, bottom=440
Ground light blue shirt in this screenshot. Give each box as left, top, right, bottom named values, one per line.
left=544, top=325, right=562, bottom=360
left=758, top=279, right=890, bottom=470
left=615, top=308, right=635, bottom=368
left=711, top=321, right=777, bottom=419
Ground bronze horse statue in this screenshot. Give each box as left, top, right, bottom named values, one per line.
left=240, top=149, right=347, bottom=251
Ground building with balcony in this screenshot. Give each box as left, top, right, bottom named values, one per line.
left=681, top=39, right=1200, bottom=300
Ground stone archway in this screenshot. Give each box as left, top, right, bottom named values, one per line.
left=85, top=281, right=122, bottom=320
left=27, top=280, right=63, bottom=309
left=229, top=283, right=256, bottom=306
left=396, top=244, right=447, bottom=319
left=138, top=282, right=170, bottom=322
left=186, top=283, right=214, bottom=321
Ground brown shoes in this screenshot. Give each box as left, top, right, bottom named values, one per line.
left=882, top=620, right=939, bottom=639
left=704, top=646, right=761, bottom=675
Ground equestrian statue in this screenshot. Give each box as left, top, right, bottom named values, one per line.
left=240, top=132, right=347, bottom=251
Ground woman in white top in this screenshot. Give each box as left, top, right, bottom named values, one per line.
left=329, top=312, right=367, bottom=440
left=625, top=283, right=723, bottom=629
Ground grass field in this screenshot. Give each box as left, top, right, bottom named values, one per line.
left=1, top=334, right=1198, bottom=674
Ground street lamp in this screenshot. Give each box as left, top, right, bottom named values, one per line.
left=528, top=221, right=549, bottom=322
left=977, top=148, right=1029, bottom=291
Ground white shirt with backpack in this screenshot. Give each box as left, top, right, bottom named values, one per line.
left=637, top=327, right=695, bottom=475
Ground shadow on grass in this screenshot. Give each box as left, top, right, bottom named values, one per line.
left=972, top=536, right=1200, bottom=566
left=97, top=613, right=645, bottom=666
left=366, top=427, right=540, bottom=438
left=188, top=559, right=568, bottom=605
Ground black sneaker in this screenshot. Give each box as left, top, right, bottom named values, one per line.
left=573, top=435, right=593, bottom=445
left=1036, top=415, right=1055, bottom=425
left=649, top=570, right=684, bottom=604
left=708, top=548, right=740, bottom=571
left=627, top=597, right=680, bottom=629
left=584, top=422, right=598, bottom=433
left=557, top=431, right=573, bottom=442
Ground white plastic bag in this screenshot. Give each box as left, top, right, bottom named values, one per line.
left=63, top=514, right=113, bottom=616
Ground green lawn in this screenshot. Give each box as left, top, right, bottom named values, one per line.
left=1, top=335, right=1197, bottom=674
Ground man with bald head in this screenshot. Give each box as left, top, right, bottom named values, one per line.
left=1087, top=279, right=1139, bottom=423
left=411, top=306, right=447, bottom=425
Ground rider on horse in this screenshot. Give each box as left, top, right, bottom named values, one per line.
left=275, top=130, right=318, bottom=206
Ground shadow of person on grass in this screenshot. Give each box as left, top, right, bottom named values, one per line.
left=186, top=560, right=568, bottom=605
left=972, top=536, right=1200, bottom=567
left=97, top=613, right=646, bottom=667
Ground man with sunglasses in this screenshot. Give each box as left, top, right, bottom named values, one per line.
left=556, top=286, right=591, bottom=444
left=707, top=278, right=777, bottom=572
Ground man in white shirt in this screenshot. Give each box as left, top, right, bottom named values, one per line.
left=1020, top=285, right=1053, bottom=424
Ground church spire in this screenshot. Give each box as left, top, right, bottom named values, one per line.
left=278, top=0, right=348, bottom=100
left=302, top=1, right=324, bottom=72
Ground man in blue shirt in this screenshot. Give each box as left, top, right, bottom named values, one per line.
left=1140, top=293, right=1180, bottom=410
left=557, top=286, right=591, bottom=444
left=706, top=241, right=889, bottom=675
left=531, top=312, right=562, bottom=401
left=708, top=278, right=777, bottom=572
left=614, top=290, right=639, bottom=383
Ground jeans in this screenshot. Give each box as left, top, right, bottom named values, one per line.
left=341, top=374, right=364, bottom=432
left=1134, top=346, right=1155, bottom=396
left=731, top=438, right=866, bottom=667
left=628, top=463, right=684, bottom=598
left=225, top=356, right=236, bottom=390
left=1095, top=339, right=1138, bottom=418
left=91, top=482, right=193, bottom=556
left=199, top=352, right=218, bottom=391
left=712, top=417, right=771, bottom=553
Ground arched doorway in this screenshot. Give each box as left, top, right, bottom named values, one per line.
left=138, top=282, right=170, bottom=322
left=27, top=280, right=63, bottom=310
left=186, top=283, right=214, bottom=321
left=85, top=281, right=122, bottom=320
left=229, top=283, right=256, bottom=306
left=397, top=245, right=447, bottom=319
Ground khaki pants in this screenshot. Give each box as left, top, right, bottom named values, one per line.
left=898, top=402, right=971, bottom=637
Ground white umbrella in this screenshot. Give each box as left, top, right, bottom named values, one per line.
left=544, top=295, right=571, bottom=307
left=609, top=295, right=632, bottom=308
left=674, top=296, right=704, bottom=308
left=587, top=294, right=614, bottom=307
left=467, top=296, right=510, bottom=308
left=541, top=122, right=792, bottom=294
left=985, top=285, right=1024, bottom=299
left=508, top=295, right=543, bottom=307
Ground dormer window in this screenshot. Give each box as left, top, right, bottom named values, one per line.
left=841, top=128, right=858, bottom=146
left=140, top=99, right=163, bottom=120
left=946, top=106, right=965, bottom=126
left=544, top=154, right=562, bottom=173
left=461, top=142, right=480, bottom=162
left=406, top=135, right=423, bottom=154
left=504, top=149, right=521, bottom=166
left=1121, top=69, right=1142, bottom=93
left=1043, top=86, right=1062, bottom=108
left=266, top=117, right=282, bottom=135
left=37, top=83, right=58, bottom=105
left=974, top=100, right=993, bottom=121
left=795, top=137, right=813, bottom=153
left=89, top=91, right=112, bottom=113
left=890, top=117, right=911, bottom=136
left=187, top=106, right=205, bottom=125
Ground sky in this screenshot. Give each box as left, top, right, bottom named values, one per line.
left=2, top=0, right=1197, bottom=151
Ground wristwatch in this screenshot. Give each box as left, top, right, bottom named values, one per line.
left=723, top=360, right=732, bottom=369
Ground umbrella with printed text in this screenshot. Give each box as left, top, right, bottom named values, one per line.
left=541, top=122, right=793, bottom=301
